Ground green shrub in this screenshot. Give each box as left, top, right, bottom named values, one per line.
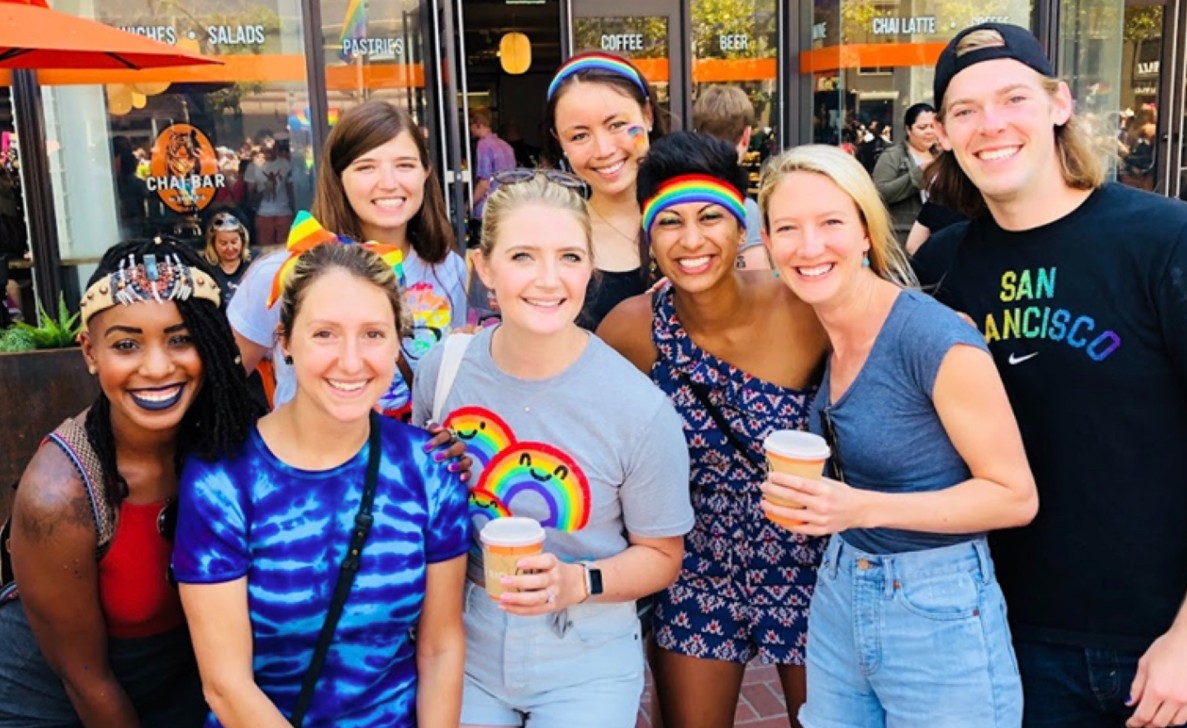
left=0, top=295, right=81, bottom=352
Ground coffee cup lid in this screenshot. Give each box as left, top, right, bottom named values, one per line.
left=480, top=517, right=546, bottom=547
left=763, top=430, right=831, bottom=460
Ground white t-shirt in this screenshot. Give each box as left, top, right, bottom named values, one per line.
left=247, top=158, right=293, bottom=217
left=227, top=247, right=469, bottom=414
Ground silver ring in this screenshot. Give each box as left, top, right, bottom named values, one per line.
left=447, top=429, right=459, bottom=445
left=545, top=588, right=556, bottom=605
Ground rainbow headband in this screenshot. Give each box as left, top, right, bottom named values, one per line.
left=267, top=211, right=405, bottom=308
left=547, top=53, right=649, bottom=101
left=641, top=174, right=747, bottom=235
left=80, top=250, right=220, bottom=329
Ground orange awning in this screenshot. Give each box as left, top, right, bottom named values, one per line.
left=799, top=42, right=948, bottom=74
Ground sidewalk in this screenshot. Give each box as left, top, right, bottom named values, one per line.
left=636, top=663, right=792, bottom=728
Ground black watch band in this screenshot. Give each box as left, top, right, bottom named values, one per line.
left=582, top=561, right=604, bottom=598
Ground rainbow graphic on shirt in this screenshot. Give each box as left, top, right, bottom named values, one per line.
left=469, top=487, right=512, bottom=521
left=475, top=442, right=591, bottom=532
left=444, top=406, right=515, bottom=467
left=404, top=283, right=454, bottom=361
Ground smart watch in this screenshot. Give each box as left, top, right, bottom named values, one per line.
left=581, top=561, right=604, bottom=599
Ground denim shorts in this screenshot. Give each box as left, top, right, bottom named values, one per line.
left=799, top=536, right=1023, bottom=728
left=460, top=581, right=644, bottom=727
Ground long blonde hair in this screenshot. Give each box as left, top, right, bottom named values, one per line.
left=759, top=145, right=917, bottom=288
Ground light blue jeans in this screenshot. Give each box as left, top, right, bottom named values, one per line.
left=460, top=581, right=644, bottom=727
left=800, top=536, right=1023, bottom=728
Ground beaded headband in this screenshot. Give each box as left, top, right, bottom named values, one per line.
left=547, top=52, right=649, bottom=101
left=80, top=251, right=221, bottom=329
left=267, top=211, right=406, bottom=309
left=641, top=174, right=747, bottom=235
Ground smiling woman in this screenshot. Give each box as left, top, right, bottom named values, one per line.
left=173, top=241, right=471, bottom=728
left=0, top=237, right=260, bottom=728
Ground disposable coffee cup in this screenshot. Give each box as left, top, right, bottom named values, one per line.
left=479, top=517, right=546, bottom=600
left=762, top=430, right=831, bottom=528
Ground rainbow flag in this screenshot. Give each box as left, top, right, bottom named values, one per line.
left=339, top=0, right=366, bottom=59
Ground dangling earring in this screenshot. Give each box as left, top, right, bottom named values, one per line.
left=862, top=252, right=871, bottom=268
left=87, top=364, right=97, bottom=375
left=283, top=354, right=293, bottom=365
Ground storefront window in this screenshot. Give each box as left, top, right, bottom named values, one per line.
left=33, top=0, right=315, bottom=298
left=1116, top=1, right=1162, bottom=190
left=1060, top=0, right=1124, bottom=181
left=808, top=0, right=1032, bottom=157
left=320, top=0, right=427, bottom=122
left=690, top=0, right=779, bottom=192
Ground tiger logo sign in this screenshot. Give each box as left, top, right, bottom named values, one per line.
left=147, top=124, right=225, bottom=213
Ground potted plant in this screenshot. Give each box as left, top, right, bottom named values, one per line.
left=0, top=295, right=99, bottom=494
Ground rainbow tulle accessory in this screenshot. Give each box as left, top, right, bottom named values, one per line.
left=547, top=52, right=649, bottom=100
left=266, top=211, right=406, bottom=308
left=641, top=174, right=747, bottom=235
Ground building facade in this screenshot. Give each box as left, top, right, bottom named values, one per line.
left=1, top=0, right=1185, bottom=319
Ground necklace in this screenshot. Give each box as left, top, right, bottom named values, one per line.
left=589, top=203, right=640, bottom=244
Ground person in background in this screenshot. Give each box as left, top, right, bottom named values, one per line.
left=203, top=212, right=252, bottom=303
left=872, top=103, right=939, bottom=245
left=692, top=85, right=769, bottom=270
left=545, top=51, right=668, bottom=330
left=413, top=171, right=692, bottom=728
left=0, top=238, right=260, bottom=727
left=228, top=102, right=467, bottom=421
left=913, top=23, right=1187, bottom=728
left=761, top=143, right=1037, bottom=727
left=598, top=132, right=829, bottom=728
left=468, top=108, right=517, bottom=249
left=176, top=242, right=469, bottom=727
left=246, top=132, right=295, bottom=250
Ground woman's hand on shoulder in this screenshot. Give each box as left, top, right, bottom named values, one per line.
left=422, top=423, right=472, bottom=484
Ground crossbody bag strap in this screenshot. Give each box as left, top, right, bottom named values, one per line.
left=289, top=411, right=383, bottom=728
left=682, top=376, right=765, bottom=473
left=431, top=333, right=473, bottom=425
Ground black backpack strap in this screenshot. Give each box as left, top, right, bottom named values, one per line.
left=289, top=412, right=383, bottom=727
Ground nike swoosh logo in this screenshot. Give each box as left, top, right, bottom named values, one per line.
left=1008, top=352, right=1039, bottom=365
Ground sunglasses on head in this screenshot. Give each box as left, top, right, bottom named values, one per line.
left=210, top=215, right=242, bottom=231
left=492, top=168, right=589, bottom=197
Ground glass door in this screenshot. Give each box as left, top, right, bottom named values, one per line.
left=569, top=0, right=688, bottom=129
left=428, top=0, right=471, bottom=248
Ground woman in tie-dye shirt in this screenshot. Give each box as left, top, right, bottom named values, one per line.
left=174, top=242, right=471, bottom=728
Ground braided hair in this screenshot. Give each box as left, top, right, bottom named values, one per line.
left=83, top=237, right=263, bottom=508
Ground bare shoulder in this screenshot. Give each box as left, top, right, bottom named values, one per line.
left=596, top=293, right=657, bottom=374
left=13, top=434, right=96, bottom=547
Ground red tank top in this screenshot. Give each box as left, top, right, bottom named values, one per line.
left=97, top=500, right=185, bottom=639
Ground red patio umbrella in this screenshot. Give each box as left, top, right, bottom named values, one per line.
left=0, top=0, right=220, bottom=70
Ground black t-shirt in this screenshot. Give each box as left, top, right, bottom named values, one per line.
left=578, top=268, right=645, bottom=331
left=912, top=183, right=1187, bottom=651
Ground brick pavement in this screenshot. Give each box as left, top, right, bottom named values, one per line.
left=636, top=663, right=791, bottom=728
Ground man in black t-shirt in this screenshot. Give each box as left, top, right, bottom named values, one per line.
left=914, top=23, right=1187, bottom=728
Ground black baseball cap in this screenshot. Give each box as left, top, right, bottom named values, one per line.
left=933, top=23, right=1055, bottom=108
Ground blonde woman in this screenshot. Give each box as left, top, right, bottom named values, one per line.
left=412, top=171, right=692, bottom=727
left=759, top=145, right=1037, bottom=727
left=203, top=212, right=252, bottom=302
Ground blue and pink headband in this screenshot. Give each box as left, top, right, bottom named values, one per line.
left=547, top=52, right=649, bottom=101
left=642, top=174, right=747, bottom=235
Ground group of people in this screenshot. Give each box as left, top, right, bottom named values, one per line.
left=1, top=22, right=1185, bottom=728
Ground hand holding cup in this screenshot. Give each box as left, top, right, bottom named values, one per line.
left=760, top=472, right=871, bottom=536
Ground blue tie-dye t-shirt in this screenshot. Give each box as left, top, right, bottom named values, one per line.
left=173, top=416, right=471, bottom=727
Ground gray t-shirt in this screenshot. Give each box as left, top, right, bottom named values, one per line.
left=740, top=196, right=763, bottom=251
left=412, top=327, right=693, bottom=586
left=808, top=289, right=989, bottom=555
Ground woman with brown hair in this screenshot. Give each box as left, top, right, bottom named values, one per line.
left=227, top=101, right=467, bottom=420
